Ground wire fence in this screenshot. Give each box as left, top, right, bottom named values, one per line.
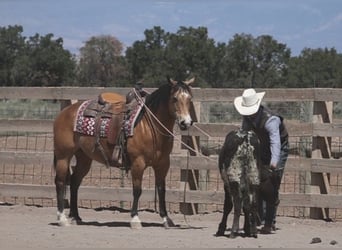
left=1, top=97, right=342, bottom=219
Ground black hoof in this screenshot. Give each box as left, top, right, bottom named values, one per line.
left=229, top=232, right=238, bottom=239
left=215, top=230, right=225, bottom=237
left=70, top=216, right=82, bottom=224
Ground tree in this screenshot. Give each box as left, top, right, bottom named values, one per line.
left=287, top=48, right=342, bottom=88
left=0, top=25, right=26, bottom=85
left=126, top=26, right=218, bottom=87
left=78, top=35, right=128, bottom=87
left=223, top=33, right=255, bottom=88
left=0, top=25, right=76, bottom=86
left=165, top=26, right=217, bottom=87
left=252, top=35, right=291, bottom=88
left=26, top=33, right=76, bottom=86
left=126, top=26, right=167, bottom=86
left=222, top=34, right=291, bottom=88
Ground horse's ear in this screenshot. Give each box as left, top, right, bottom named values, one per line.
left=167, top=77, right=178, bottom=86
left=183, top=77, right=195, bottom=86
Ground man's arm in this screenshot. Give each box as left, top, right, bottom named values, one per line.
left=264, top=116, right=281, bottom=168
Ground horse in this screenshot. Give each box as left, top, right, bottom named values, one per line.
left=215, top=129, right=261, bottom=238
left=53, top=77, right=195, bottom=228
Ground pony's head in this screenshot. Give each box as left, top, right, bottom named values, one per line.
left=167, top=77, right=194, bottom=130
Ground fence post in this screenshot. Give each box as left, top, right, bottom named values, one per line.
left=298, top=101, right=313, bottom=218
left=179, top=101, right=203, bottom=215
left=310, top=100, right=333, bottom=219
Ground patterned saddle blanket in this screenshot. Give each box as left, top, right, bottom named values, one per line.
left=74, top=91, right=145, bottom=140
left=74, top=100, right=112, bottom=137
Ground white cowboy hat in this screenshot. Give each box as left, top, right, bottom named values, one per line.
left=234, top=88, right=265, bottom=116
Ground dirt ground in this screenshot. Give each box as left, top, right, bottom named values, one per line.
left=0, top=203, right=341, bottom=248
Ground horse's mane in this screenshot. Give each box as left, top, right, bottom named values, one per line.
left=145, top=81, right=192, bottom=113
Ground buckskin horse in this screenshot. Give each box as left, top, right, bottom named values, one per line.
left=53, top=77, right=195, bottom=228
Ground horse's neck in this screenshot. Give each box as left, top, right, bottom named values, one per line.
left=153, top=105, right=175, bottom=132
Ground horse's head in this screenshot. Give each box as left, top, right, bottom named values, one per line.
left=168, top=77, right=194, bottom=130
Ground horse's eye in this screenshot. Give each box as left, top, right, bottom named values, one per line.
left=172, top=97, right=177, bottom=103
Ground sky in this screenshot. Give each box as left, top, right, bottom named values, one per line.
left=1, top=0, right=342, bottom=56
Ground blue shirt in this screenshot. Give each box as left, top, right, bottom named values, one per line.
left=264, top=116, right=281, bottom=166
left=242, top=111, right=282, bottom=166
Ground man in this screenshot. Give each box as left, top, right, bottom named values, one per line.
left=233, top=88, right=289, bottom=234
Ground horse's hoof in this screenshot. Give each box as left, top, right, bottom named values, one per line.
left=130, top=215, right=142, bottom=229
left=163, top=217, right=175, bottom=229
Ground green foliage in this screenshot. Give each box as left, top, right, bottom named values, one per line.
left=126, top=26, right=217, bottom=87
left=77, top=35, right=129, bottom=87
left=1, top=24, right=342, bottom=88
left=0, top=25, right=76, bottom=86
left=286, top=48, right=342, bottom=88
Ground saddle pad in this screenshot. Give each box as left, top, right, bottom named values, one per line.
left=74, top=100, right=110, bottom=137
left=124, top=99, right=144, bottom=137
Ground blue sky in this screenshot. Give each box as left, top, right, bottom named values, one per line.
left=1, top=0, right=341, bottom=56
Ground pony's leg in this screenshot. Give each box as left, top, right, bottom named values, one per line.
left=242, top=192, right=252, bottom=237
left=55, top=157, right=71, bottom=226
left=69, top=150, right=92, bottom=223
left=250, top=185, right=259, bottom=238
left=216, top=183, right=233, bottom=236
left=230, top=182, right=241, bottom=238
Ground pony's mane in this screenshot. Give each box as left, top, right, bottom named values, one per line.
left=145, top=81, right=192, bottom=113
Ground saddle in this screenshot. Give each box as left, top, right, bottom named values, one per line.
left=74, top=89, right=146, bottom=170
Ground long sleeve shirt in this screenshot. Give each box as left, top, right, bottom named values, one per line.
left=241, top=107, right=283, bottom=167
left=264, top=116, right=281, bottom=166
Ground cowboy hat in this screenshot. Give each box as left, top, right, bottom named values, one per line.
left=234, top=88, right=265, bottom=116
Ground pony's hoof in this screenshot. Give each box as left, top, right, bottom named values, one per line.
left=130, top=215, right=142, bottom=229
left=163, top=217, right=175, bottom=229
left=229, top=232, right=238, bottom=239
left=215, top=231, right=225, bottom=237
left=57, top=212, right=70, bottom=226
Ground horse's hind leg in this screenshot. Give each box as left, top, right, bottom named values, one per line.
left=55, top=156, right=71, bottom=226
left=69, top=150, right=92, bottom=223
left=130, top=167, right=143, bottom=229
left=216, top=183, right=233, bottom=236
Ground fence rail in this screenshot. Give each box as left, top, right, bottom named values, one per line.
left=1, top=87, right=342, bottom=219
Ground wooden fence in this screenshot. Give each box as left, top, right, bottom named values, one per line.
left=1, top=87, right=342, bottom=219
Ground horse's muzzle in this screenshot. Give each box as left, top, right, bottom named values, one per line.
left=179, top=119, right=193, bottom=130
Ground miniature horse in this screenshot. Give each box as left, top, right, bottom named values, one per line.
left=216, top=129, right=261, bottom=238
left=53, top=77, right=194, bottom=228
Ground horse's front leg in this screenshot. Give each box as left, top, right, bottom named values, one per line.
left=155, top=162, right=175, bottom=228
left=156, top=180, right=175, bottom=228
